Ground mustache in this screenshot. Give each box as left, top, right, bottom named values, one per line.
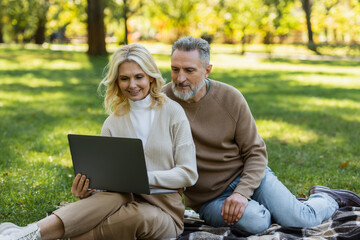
left=175, top=82, right=191, bottom=87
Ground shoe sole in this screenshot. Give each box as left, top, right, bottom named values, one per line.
left=309, top=185, right=359, bottom=197
left=309, top=185, right=360, bottom=207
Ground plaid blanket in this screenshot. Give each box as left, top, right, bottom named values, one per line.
left=177, top=206, right=360, bottom=240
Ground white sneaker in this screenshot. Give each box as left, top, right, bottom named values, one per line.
left=0, top=222, right=23, bottom=235
left=0, top=234, right=12, bottom=240
left=0, top=222, right=41, bottom=240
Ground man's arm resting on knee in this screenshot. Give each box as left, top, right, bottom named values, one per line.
left=221, top=192, right=248, bottom=225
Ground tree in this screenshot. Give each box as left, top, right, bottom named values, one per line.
left=105, top=0, right=143, bottom=44
left=0, top=0, right=4, bottom=43
left=301, top=0, right=318, bottom=52
left=215, top=0, right=265, bottom=54
left=33, top=0, right=50, bottom=44
left=6, top=0, right=36, bottom=42
left=87, top=0, right=107, bottom=55
left=325, top=0, right=339, bottom=40
left=46, top=0, right=87, bottom=43
left=151, top=0, right=200, bottom=42
left=0, top=23, right=3, bottom=43
left=5, top=0, right=52, bottom=44
left=122, top=0, right=142, bottom=44
left=262, top=0, right=298, bottom=44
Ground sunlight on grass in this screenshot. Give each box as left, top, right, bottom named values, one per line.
left=282, top=96, right=360, bottom=113
left=0, top=91, right=67, bottom=105
left=0, top=57, right=85, bottom=71
left=306, top=98, right=360, bottom=110
left=293, top=74, right=360, bottom=88
left=45, top=60, right=85, bottom=70
left=1, top=76, right=64, bottom=88
left=210, top=54, right=360, bottom=77
left=257, top=120, right=319, bottom=145
left=211, top=53, right=260, bottom=69
left=341, top=114, right=360, bottom=122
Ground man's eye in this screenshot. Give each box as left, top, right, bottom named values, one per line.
left=172, top=68, right=179, bottom=72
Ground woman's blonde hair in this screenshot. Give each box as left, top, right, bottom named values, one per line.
left=99, top=43, right=167, bottom=115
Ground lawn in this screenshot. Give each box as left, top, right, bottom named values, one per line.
left=0, top=44, right=359, bottom=225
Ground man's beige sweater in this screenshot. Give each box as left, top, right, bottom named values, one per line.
left=164, top=79, right=268, bottom=211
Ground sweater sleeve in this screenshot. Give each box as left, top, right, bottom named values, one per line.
left=147, top=107, right=198, bottom=189
left=100, top=117, right=112, bottom=137
left=233, top=93, right=268, bottom=199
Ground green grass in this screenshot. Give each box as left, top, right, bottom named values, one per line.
left=0, top=44, right=360, bottom=225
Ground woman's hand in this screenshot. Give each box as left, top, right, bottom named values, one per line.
left=71, top=173, right=96, bottom=199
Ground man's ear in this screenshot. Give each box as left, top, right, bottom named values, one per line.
left=205, top=64, right=213, bottom=78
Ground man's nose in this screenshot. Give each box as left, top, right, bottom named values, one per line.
left=177, top=71, right=186, bottom=82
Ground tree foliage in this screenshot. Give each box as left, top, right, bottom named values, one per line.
left=0, top=0, right=359, bottom=54
left=150, top=0, right=200, bottom=42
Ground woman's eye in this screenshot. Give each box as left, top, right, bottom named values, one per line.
left=118, top=76, right=129, bottom=81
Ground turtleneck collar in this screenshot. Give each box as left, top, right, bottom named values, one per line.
left=129, top=94, right=152, bottom=110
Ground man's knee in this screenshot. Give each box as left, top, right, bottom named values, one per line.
left=199, top=201, right=227, bottom=227
left=233, top=202, right=271, bottom=234
left=233, top=216, right=271, bottom=234
left=201, top=206, right=271, bottom=234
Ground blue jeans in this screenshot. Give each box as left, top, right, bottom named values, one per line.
left=198, top=167, right=339, bottom=234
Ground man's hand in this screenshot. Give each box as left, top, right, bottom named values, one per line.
left=71, top=174, right=96, bottom=199
left=221, top=192, right=248, bottom=225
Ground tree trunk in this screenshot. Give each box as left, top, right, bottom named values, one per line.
left=123, top=0, right=128, bottom=45
left=0, top=23, right=3, bottom=43
left=240, top=26, right=246, bottom=55
left=301, top=0, right=318, bottom=52
left=34, top=17, right=46, bottom=44
left=240, top=35, right=246, bottom=55
left=0, top=8, right=3, bottom=43
left=87, top=0, right=107, bottom=55
left=33, top=0, right=49, bottom=45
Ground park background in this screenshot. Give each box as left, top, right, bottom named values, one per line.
left=0, top=0, right=359, bottom=225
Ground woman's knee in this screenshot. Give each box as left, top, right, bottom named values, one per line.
left=131, top=204, right=177, bottom=239
left=92, top=192, right=132, bottom=210
left=137, top=206, right=159, bottom=224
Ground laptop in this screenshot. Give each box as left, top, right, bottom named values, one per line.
left=67, top=134, right=178, bottom=195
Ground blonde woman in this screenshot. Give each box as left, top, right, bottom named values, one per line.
left=0, top=43, right=198, bottom=240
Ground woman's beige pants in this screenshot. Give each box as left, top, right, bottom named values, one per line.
left=53, top=192, right=179, bottom=240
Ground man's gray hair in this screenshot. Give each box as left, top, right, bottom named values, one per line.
left=171, top=36, right=210, bottom=67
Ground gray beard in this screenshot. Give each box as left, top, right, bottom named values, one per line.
left=172, top=79, right=206, bottom=101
